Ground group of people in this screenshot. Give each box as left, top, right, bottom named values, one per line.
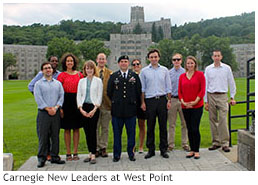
left=28, top=48, right=236, bottom=168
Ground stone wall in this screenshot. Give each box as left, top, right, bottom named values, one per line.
left=238, top=129, right=255, bottom=171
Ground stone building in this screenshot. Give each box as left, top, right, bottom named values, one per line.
left=230, top=43, right=255, bottom=77
left=3, top=44, right=47, bottom=80
left=121, top=6, right=171, bottom=39
left=104, top=33, right=153, bottom=71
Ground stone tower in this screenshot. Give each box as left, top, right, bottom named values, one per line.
left=130, top=6, right=144, bottom=23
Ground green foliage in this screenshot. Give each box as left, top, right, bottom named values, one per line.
left=77, top=39, right=111, bottom=62
left=149, top=35, right=238, bottom=71
left=149, top=39, right=188, bottom=68
left=172, top=12, right=255, bottom=44
left=4, top=20, right=123, bottom=45
left=199, top=36, right=238, bottom=70
left=46, top=37, right=80, bottom=61
left=133, top=23, right=143, bottom=34
left=151, top=23, right=164, bottom=43
left=3, top=53, right=16, bottom=79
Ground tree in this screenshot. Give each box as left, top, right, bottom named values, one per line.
left=157, top=26, right=164, bottom=42
left=133, top=23, right=143, bottom=34
left=46, top=37, right=80, bottom=63
left=3, top=53, right=16, bottom=80
left=199, top=36, right=238, bottom=71
left=151, top=23, right=157, bottom=42
left=148, top=39, right=188, bottom=68
left=77, top=39, right=111, bottom=65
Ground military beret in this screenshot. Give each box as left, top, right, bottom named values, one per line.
left=118, top=55, right=129, bottom=63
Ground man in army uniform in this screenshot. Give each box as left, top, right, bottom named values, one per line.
left=107, top=55, right=142, bottom=162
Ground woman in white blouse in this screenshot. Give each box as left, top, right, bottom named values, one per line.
left=77, top=60, right=103, bottom=164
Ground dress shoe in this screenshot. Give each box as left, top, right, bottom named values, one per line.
left=222, top=146, right=230, bottom=152
left=168, top=147, right=174, bottom=151
left=83, top=157, right=91, bottom=163
left=101, top=148, right=108, bottom=157
left=37, top=161, right=45, bottom=168
left=113, top=157, right=120, bottom=162
left=95, top=150, right=100, bottom=158
left=194, top=153, right=200, bottom=159
left=90, top=158, right=97, bottom=164
left=51, top=159, right=65, bottom=164
left=183, top=146, right=190, bottom=152
left=208, top=145, right=221, bottom=150
left=129, top=156, right=136, bottom=161
left=144, top=152, right=155, bottom=159
left=186, top=152, right=195, bottom=158
left=161, top=152, right=169, bottom=158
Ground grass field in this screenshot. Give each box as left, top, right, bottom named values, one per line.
left=3, top=78, right=255, bottom=170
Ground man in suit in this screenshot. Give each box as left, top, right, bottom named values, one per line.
left=95, top=53, right=113, bottom=157
left=107, top=55, right=142, bottom=162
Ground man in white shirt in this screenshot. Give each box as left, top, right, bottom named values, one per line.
left=204, top=50, right=236, bottom=152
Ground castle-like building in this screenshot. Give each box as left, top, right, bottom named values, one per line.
left=121, top=6, right=171, bottom=39
left=3, top=6, right=255, bottom=80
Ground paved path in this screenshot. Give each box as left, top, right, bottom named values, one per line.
left=18, top=147, right=247, bottom=171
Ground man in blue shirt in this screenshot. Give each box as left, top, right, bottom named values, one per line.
left=28, top=56, right=60, bottom=94
left=168, top=53, right=189, bottom=152
left=140, top=49, right=172, bottom=159
left=34, top=62, right=65, bottom=168
left=28, top=56, right=60, bottom=161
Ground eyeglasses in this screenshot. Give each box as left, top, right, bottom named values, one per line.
left=172, top=58, right=181, bottom=61
left=132, top=63, right=140, bottom=66
left=43, top=67, right=52, bottom=70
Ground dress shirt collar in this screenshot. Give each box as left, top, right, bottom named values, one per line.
left=42, top=76, right=54, bottom=82
left=148, top=63, right=161, bottom=68
left=120, top=69, right=129, bottom=78
left=212, top=62, right=223, bottom=68
left=97, top=66, right=106, bottom=72
left=172, top=66, right=183, bottom=71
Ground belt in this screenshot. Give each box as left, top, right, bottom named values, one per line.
left=171, top=95, right=178, bottom=98
left=209, top=92, right=226, bottom=94
left=146, top=95, right=166, bottom=100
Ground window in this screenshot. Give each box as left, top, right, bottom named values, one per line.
left=127, top=40, right=134, bottom=44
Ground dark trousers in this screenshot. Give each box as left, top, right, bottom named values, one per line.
left=112, top=116, right=136, bottom=158
left=145, top=96, right=168, bottom=153
left=37, top=109, right=61, bottom=162
left=182, top=106, right=203, bottom=152
left=82, top=103, right=100, bottom=155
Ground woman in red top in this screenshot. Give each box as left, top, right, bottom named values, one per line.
left=57, top=53, right=83, bottom=161
left=178, top=56, right=205, bottom=159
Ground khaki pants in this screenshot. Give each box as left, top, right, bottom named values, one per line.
left=96, top=108, right=112, bottom=150
left=167, top=98, right=188, bottom=148
left=207, top=93, right=229, bottom=147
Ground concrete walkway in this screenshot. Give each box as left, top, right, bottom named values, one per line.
left=18, top=146, right=247, bottom=171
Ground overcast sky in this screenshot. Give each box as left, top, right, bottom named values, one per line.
left=2, top=0, right=256, bottom=26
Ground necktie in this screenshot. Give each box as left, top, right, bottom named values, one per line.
left=99, top=69, right=103, bottom=81
left=123, top=72, right=126, bottom=79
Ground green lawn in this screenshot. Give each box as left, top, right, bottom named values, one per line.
left=3, top=78, right=255, bottom=170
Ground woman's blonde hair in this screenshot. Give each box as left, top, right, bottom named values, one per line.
left=83, top=60, right=97, bottom=77
left=184, top=56, right=198, bottom=71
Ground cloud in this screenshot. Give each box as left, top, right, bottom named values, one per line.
left=3, top=2, right=255, bottom=26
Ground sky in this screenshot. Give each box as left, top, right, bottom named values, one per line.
left=2, top=0, right=256, bottom=26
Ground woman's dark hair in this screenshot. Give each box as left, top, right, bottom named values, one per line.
left=61, top=53, right=78, bottom=71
